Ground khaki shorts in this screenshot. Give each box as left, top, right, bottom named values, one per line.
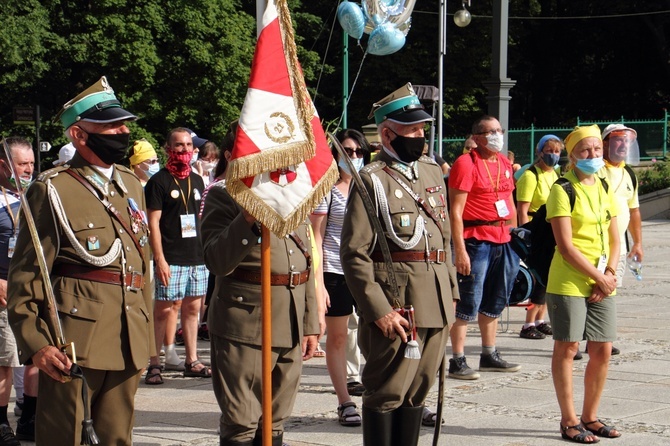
left=0, top=308, right=20, bottom=367
left=546, top=293, right=617, bottom=342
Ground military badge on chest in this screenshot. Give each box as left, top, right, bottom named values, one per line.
left=127, top=197, right=148, bottom=238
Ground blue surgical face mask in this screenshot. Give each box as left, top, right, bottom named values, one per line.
left=338, top=157, right=364, bottom=175
left=541, top=152, right=560, bottom=167
left=144, top=163, right=160, bottom=178
left=575, top=157, right=605, bottom=174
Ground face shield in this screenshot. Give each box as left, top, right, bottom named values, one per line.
left=605, top=130, right=639, bottom=166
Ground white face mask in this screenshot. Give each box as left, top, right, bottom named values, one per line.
left=486, top=134, right=504, bottom=152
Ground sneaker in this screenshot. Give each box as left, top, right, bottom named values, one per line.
left=175, top=327, right=184, bottom=346
left=198, top=323, right=210, bottom=341
left=479, top=350, right=521, bottom=373
left=519, top=325, right=546, bottom=339
left=13, top=400, right=23, bottom=417
left=535, top=322, right=553, bottom=335
left=0, top=424, right=19, bottom=446
left=574, top=350, right=583, bottom=360
left=448, top=356, right=480, bottom=380
left=15, top=416, right=34, bottom=442
left=346, top=381, right=365, bottom=397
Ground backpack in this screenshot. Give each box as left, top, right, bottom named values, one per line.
left=521, top=176, right=609, bottom=287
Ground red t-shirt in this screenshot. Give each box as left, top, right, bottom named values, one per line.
left=448, top=150, right=514, bottom=243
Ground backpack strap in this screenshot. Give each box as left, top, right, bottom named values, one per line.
left=555, top=177, right=576, bottom=211
left=623, top=164, right=637, bottom=191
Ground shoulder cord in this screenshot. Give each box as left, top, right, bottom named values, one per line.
left=46, top=179, right=123, bottom=267
left=371, top=173, right=425, bottom=250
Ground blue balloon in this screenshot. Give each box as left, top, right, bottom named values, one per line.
left=337, top=1, right=366, bottom=40
left=367, top=23, right=406, bottom=56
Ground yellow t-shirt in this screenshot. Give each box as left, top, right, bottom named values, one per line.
left=516, top=165, right=559, bottom=219
left=546, top=170, right=619, bottom=297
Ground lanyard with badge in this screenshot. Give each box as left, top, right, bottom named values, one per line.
left=173, top=177, right=197, bottom=238
left=575, top=181, right=607, bottom=273
left=481, top=156, right=510, bottom=218
left=1, top=187, right=19, bottom=258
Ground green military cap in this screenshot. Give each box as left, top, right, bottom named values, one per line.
left=54, top=76, right=137, bottom=129
left=368, top=83, right=434, bottom=125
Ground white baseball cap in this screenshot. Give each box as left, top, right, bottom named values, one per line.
left=53, top=143, right=76, bottom=166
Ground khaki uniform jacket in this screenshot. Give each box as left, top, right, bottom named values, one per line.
left=8, top=154, right=154, bottom=370
left=341, top=151, right=459, bottom=328
left=200, top=183, right=319, bottom=347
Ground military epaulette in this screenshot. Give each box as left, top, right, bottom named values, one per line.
left=36, top=165, right=69, bottom=182
left=418, top=155, right=437, bottom=165
left=361, top=160, right=386, bottom=174
left=115, top=164, right=135, bottom=175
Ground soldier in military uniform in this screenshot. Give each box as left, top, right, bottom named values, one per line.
left=200, top=183, right=319, bottom=446
left=7, top=77, right=154, bottom=446
left=340, top=84, right=458, bottom=446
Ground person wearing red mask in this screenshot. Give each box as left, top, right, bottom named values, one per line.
left=144, top=128, right=210, bottom=384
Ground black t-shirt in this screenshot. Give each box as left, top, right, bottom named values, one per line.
left=145, top=169, right=205, bottom=265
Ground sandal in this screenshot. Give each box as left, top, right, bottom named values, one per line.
left=346, top=381, right=365, bottom=397
left=421, top=407, right=445, bottom=427
left=581, top=419, right=622, bottom=438
left=184, top=360, right=212, bottom=378
left=337, top=401, right=361, bottom=427
left=560, top=423, right=600, bottom=444
left=313, top=345, right=326, bottom=358
left=145, top=365, right=164, bottom=385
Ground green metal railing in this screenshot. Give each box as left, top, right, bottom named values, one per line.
left=440, top=111, right=669, bottom=166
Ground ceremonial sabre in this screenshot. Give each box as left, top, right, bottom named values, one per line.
left=2, top=139, right=100, bottom=445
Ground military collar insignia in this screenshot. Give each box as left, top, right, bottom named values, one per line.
left=390, top=161, right=419, bottom=181
left=85, top=170, right=109, bottom=196
left=111, top=168, right=128, bottom=194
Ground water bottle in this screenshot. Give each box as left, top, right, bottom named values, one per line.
left=627, top=255, right=643, bottom=281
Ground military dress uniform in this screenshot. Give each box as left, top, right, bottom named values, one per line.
left=8, top=154, right=154, bottom=445
left=200, top=183, right=319, bottom=446
left=340, top=149, right=458, bottom=443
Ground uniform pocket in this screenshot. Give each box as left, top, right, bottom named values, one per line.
left=57, top=289, right=104, bottom=360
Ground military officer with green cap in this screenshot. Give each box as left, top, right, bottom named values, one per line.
left=340, top=83, right=458, bottom=446
left=8, top=76, right=154, bottom=445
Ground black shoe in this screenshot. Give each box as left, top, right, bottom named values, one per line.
left=448, top=356, right=480, bottom=380
left=0, top=424, right=20, bottom=446
left=574, top=350, right=583, bottom=360
left=347, top=381, right=365, bottom=397
left=584, top=345, right=620, bottom=355
left=198, top=323, right=210, bottom=341
left=479, top=350, right=521, bottom=372
left=175, top=327, right=185, bottom=346
left=15, top=416, right=34, bottom=442
left=535, top=322, right=553, bottom=335
left=13, top=401, right=23, bottom=417
left=519, top=325, right=546, bottom=339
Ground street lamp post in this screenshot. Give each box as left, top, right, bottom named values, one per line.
left=482, top=0, right=516, bottom=150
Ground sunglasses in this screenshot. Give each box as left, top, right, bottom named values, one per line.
left=344, top=147, right=365, bottom=157
left=144, top=159, right=159, bottom=164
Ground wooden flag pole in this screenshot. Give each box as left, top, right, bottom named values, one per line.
left=261, top=224, right=272, bottom=446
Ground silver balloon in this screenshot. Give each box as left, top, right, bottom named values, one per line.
left=386, top=0, right=416, bottom=26
left=362, top=0, right=390, bottom=28
left=397, top=17, right=412, bottom=36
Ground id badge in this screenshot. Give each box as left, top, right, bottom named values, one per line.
left=180, top=214, right=197, bottom=238
left=7, top=236, right=16, bottom=258
left=495, top=199, right=510, bottom=218
left=596, top=254, right=607, bottom=273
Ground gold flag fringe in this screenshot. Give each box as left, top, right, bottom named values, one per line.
left=228, top=159, right=339, bottom=238
left=227, top=142, right=311, bottom=182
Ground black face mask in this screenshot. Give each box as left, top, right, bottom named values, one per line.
left=388, top=128, right=425, bottom=163
left=84, top=132, right=131, bottom=165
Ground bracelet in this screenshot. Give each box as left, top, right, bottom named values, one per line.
left=605, top=266, right=616, bottom=275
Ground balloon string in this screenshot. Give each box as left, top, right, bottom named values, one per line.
left=313, top=3, right=340, bottom=106
left=336, top=50, right=368, bottom=131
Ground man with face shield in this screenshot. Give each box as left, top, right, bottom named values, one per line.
left=7, top=76, right=154, bottom=445
left=447, top=115, right=522, bottom=380
left=598, top=124, right=642, bottom=356
left=340, top=84, right=458, bottom=446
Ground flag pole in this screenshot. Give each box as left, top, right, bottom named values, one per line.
left=261, top=224, right=272, bottom=446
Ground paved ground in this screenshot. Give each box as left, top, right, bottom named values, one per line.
left=11, top=219, right=670, bottom=445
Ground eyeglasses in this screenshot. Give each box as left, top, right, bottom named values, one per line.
left=344, top=147, right=365, bottom=157
left=475, top=129, right=506, bottom=136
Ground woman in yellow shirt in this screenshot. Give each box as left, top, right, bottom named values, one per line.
left=545, top=125, right=621, bottom=443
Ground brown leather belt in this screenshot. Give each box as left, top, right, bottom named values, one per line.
left=52, top=264, right=145, bottom=291
left=370, top=249, right=447, bottom=264
left=231, top=268, right=310, bottom=288
left=463, top=219, right=513, bottom=228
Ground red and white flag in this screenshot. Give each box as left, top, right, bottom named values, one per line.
left=227, top=0, right=338, bottom=237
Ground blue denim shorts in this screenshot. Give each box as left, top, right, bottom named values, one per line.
left=455, top=239, right=520, bottom=321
